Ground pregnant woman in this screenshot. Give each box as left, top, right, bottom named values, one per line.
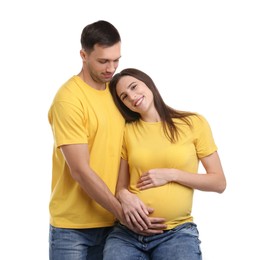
left=103, top=68, right=226, bottom=260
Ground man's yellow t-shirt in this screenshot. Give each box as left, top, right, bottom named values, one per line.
left=48, top=76, right=124, bottom=228
left=121, top=115, right=217, bottom=230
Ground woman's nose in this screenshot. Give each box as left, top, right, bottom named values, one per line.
left=128, top=92, right=136, bottom=101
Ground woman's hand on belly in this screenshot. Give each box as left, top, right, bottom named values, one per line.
left=137, top=168, right=173, bottom=190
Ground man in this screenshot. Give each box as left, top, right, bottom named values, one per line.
left=48, top=20, right=164, bottom=260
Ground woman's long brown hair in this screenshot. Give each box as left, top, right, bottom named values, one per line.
left=109, top=68, right=197, bottom=142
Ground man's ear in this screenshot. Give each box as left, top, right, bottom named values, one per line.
left=80, top=49, right=87, bottom=61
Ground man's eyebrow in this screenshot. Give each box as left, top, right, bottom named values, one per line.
left=98, top=56, right=121, bottom=62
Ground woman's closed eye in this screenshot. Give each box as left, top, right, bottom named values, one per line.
left=121, top=94, right=127, bottom=101
left=130, top=84, right=137, bottom=90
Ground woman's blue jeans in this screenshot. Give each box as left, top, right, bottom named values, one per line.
left=103, top=222, right=202, bottom=260
left=49, top=225, right=112, bottom=260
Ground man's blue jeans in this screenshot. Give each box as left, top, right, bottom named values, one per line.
left=103, top=222, right=202, bottom=260
left=49, top=225, right=113, bottom=260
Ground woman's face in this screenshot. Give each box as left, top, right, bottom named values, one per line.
left=116, top=75, right=155, bottom=115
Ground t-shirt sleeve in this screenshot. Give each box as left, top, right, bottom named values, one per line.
left=49, top=101, right=89, bottom=148
left=193, top=114, right=218, bottom=159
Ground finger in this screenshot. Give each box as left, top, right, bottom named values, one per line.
left=149, top=217, right=166, bottom=224
left=130, top=212, right=149, bottom=230
left=140, top=172, right=148, bottom=178
left=149, top=223, right=167, bottom=229
left=149, top=218, right=166, bottom=228
left=138, top=209, right=151, bottom=226
left=124, top=213, right=131, bottom=224
left=130, top=218, right=145, bottom=231
left=140, top=203, right=149, bottom=215
left=138, top=175, right=149, bottom=184
left=146, top=207, right=154, bottom=214
left=138, top=183, right=153, bottom=190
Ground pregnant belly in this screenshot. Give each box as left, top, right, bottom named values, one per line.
left=132, top=183, right=193, bottom=222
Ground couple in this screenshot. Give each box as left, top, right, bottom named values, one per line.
left=48, top=20, right=226, bottom=260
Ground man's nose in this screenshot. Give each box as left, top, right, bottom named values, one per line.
left=106, top=62, right=117, bottom=73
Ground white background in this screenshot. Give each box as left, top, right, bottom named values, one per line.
left=0, top=0, right=259, bottom=259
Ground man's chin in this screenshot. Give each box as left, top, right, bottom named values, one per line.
left=104, top=76, right=113, bottom=80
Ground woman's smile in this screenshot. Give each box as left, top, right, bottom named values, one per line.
left=133, top=96, right=144, bottom=107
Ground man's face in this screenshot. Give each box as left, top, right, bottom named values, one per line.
left=83, top=42, right=121, bottom=84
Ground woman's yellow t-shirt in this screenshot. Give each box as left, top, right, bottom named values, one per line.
left=121, top=115, right=217, bottom=229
